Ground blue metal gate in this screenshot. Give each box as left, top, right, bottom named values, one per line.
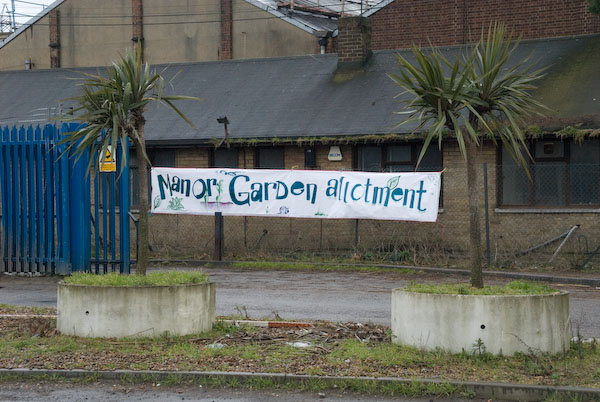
left=0, top=123, right=130, bottom=274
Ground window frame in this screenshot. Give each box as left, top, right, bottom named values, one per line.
left=353, top=142, right=443, bottom=172
left=354, top=142, right=444, bottom=207
left=497, top=138, right=600, bottom=209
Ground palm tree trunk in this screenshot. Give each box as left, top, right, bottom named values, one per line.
left=465, top=135, right=484, bottom=288
left=135, top=118, right=149, bottom=275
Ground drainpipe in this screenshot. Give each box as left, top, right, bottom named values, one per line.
left=318, top=37, right=328, bottom=54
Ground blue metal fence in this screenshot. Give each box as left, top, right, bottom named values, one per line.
left=0, top=123, right=130, bottom=274
left=90, top=143, right=131, bottom=274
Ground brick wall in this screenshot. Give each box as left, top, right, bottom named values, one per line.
left=370, top=0, right=600, bottom=50
left=147, top=143, right=600, bottom=268
left=284, top=146, right=304, bottom=169
left=175, top=148, right=210, bottom=167
left=337, top=16, right=372, bottom=70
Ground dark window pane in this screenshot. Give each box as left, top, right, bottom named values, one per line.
left=357, top=146, right=381, bottom=171
left=386, top=145, right=411, bottom=163
left=151, top=149, right=176, bottom=167
left=416, top=144, right=442, bottom=171
left=258, top=147, right=284, bottom=169
left=501, top=146, right=529, bottom=205
left=305, top=147, right=316, bottom=168
left=534, top=163, right=567, bottom=206
left=214, top=148, right=239, bottom=168
left=570, top=140, right=600, bottom=205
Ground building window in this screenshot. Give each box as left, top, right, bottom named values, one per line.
left=131, top=148, right=176, bottom=208
left=256, top=147, right=284, bottom=169
left=213, top=148, right=239, bottom=168
left=355, top=143, right=442, bottom=172
left=499, top=139, right=600, bottom=207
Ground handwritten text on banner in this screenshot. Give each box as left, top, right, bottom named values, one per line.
left=151, top=168, right=441, bottom=222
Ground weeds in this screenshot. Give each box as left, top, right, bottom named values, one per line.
left=404, top=280, right=557, bottom=295
left=234, top=305, right=250, bottom=320
left=472, top=338, right=491, bottom=361
left=64, top=271, right=208, bottom=286
left=1, top=306, right=599, bottom=389
left=231, top=261, right=418, bottom=274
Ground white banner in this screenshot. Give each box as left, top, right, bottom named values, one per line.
left=151, top=168, right=441, bottom=222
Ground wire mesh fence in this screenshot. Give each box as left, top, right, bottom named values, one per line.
left=141, top=163, right=600, bottom=270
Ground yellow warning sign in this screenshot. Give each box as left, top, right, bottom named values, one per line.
left=99, top=147, right=116, bottom=172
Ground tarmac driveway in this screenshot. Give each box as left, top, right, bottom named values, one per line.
left=0, top=267, right=599, bottom=338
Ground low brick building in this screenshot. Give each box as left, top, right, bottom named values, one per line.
left=1, top=11, right=599, bottom=267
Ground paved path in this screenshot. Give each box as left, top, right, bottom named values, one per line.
left=1, top=267, right=599, bottom=337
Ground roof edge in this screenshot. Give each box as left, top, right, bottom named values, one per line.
left=0, top=0, right=65, bottom=50
left=242, top=0, right=320, bottom=35
left=362, top=0, right=396, bottom=18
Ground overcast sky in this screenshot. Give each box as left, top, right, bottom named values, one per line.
left=1, top=0, right=54, bottom=29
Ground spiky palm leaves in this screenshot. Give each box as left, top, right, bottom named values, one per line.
left=62, top=45, right=197, bottom=171
left=388, top=23, right=546, bottom=287
left=62, top=45, right=199, bottom=275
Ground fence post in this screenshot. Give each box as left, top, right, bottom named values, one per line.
left=214, top=212, right=223, bottom=260
left=118, top=144, right=130, bottom=274
left=354, top=219, right=359, bottom=254
left=483, top=163, right=491, bottom=267
left=56, top=124, right=71, bottom=274
left=66, top=124, right=91, bottom=272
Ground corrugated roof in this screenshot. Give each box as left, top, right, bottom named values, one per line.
left=0, top=35, right=598, bottom=145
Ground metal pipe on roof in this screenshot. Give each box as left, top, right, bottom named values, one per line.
left=318, top=37, right=328, bottom=54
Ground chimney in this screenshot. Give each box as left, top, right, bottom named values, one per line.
left=336, top=16, right=372, bottom=71
left=219, top=0, right=233, bottom=60
left=49, top=9, right=60, bottom=68
left=132, top=0, right=144, bottom=60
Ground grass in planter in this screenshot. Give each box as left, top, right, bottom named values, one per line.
left=63, top=271, right=208, bottom=286
left=404, top=280, right=557, bottom=295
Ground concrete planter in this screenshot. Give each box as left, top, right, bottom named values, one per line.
left=57, top=282, right=215, bottom=338
left=391, top=289, right=570, bottom=355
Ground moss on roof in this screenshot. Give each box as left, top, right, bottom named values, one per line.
left=533, top=36, right=600, bottom=118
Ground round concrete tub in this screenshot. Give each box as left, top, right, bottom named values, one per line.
left=57, top=282, right=215, bottom=338
left=391, top=289, right=570, bottom=355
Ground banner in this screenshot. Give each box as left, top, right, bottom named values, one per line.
left=151, top=168, right=441, bottom=222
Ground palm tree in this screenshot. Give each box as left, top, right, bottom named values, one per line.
left=62, top=45, right=199, bottom=275
left=388, top=23, right=546, bottom=287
